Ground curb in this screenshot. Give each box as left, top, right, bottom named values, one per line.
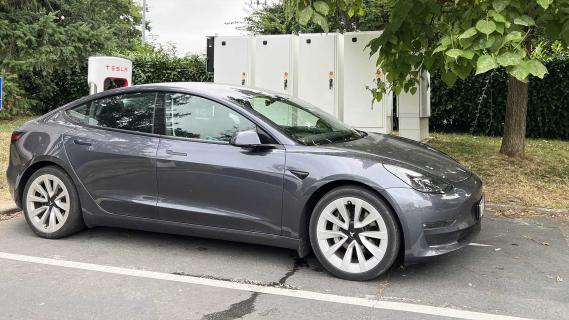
left=487, top=203, right=569, bottom=215
left=0, top=206, right=20, bottom=215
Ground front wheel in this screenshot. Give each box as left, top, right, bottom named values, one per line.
left=23, top=166, right=84, bottom=239
left=309, top=186, right=401, bottom=281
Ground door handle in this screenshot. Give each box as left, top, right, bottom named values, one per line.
left=166, top=149, right=187, bottom=157
left=73, top=139, right=91, bottom=146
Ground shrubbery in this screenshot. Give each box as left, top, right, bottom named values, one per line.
left=1, top=47, right=212, bottom=119
left=430, top=56, right=569, bottom=140
left=125, top=48, right=212, bottom=85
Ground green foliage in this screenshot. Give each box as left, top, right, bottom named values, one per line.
left=430, top=56, right=569, bottom=140
left=240, top=0, right=391, bottom=34
left=0, top=0, right=143, bottom=116
left=238, top=2, right=324, bottom=34
left=0, top=73, right=30, bottom=119
left=126, top=48, right=212, bottom=85
left=288, top=0, right=569, bottom=95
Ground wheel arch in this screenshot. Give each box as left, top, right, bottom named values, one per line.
left=16, top=157, right=74, bottom=208
left=298, top=179, right=406, bottom=264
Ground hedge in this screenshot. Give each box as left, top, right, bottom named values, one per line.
left=11, top=51, right=212, bottom=117
left=430, top=57, right=569, bottom=140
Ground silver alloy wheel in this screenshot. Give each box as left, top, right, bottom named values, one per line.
left=25, top=174, right=70, bottom=233
left=316, top=197, right=389, bottom=274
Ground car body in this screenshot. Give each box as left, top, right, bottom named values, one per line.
left=6, top=82, right=483, bottom=280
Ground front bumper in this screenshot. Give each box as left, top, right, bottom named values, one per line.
left=384, top=174, right=483, bottom=264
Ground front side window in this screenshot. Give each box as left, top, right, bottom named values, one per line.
left=230, top=93, right=364, bottom=146
left=66, top=92, right=157, bottom=133
left=165, top=93, right=256, bottom=142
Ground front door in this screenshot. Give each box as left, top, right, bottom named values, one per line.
left=156, top=93, right=285, bottom=234
left=64, top=91, right=159, bottom=218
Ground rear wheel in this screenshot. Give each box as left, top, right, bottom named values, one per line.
left=23, top=166, right=84, bottom=239
left=309, top=186, right=400, bottom=281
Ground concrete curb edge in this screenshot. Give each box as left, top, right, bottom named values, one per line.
left=0, top=206, right=20, bottom=215
left=487, top=203, right=569, bottom=215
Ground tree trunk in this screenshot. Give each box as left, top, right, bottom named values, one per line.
left=500, top=75, right=528, bottom=158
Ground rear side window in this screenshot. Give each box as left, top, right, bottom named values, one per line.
left=66, top=103, right=90, bottom=123
left=66, top=92, right=157, bottom=134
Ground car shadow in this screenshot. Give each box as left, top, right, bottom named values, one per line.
left=8, top=216, right=482, bottom=284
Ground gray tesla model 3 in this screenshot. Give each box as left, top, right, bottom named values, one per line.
left=6, top=82, right=483, bottom=281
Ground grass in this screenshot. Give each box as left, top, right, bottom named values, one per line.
left=0, top=115, right=37, bottom=202
left=0, top=116, right=568, bottom=209
left=428, top=133, right=569, bottom=209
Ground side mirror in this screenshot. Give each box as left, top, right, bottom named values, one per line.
left=231, top=130, right=263, bottom=147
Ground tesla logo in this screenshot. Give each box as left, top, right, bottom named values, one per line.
left=105, top=65, right=128, bottom=72
left=349, top=231, right=355, bottom=237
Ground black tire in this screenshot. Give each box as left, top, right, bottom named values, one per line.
left=309, top=186, right=401, bottom=281
left=22, top=166, right=84, bottom=239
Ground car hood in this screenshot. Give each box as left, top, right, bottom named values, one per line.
left=329, top=133, right=472, bottom=182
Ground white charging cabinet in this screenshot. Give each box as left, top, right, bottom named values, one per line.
left=296, top=33, right=343, bottom=118
left=213, top=36, right=254, bottom=86
left=342, top=31, right=392, bottom=133
left=397, top=71, right=431, bottom=141
left=253, top=35, right=297, bottom=95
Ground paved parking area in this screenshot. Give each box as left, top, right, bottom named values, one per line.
left=0, top=212, right=567, bottom=320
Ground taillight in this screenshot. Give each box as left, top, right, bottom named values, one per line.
left=10, top=131, right=24, bottom=143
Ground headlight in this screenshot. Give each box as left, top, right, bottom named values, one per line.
left=383, top=163, right=453, bottom=194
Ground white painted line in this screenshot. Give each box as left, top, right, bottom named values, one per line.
left=0, top=251, right=532, bottom=320
left=468, top=243, right=493, bottom=247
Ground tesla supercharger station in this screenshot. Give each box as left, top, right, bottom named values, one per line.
left=253, top=35, right=297, bottom=95
left=209, top=31, right=430, bottom=141
left=297, top=33, right=343, bottom=118
left=342, top=31, right=393, bottom=133
left=397, top=71, right=431, bottom=141
left=213, top=36, right=254, bottom=86
left=87, top=56, right=132, bottom=95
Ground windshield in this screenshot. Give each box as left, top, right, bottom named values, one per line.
left=228, top=91, right=364, bottom=146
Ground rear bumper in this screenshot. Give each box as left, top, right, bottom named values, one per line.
left=5, top=144, right=20, bottom=207
left=384, top=174, right=483, bottom=264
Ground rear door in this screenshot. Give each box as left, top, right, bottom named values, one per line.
left=156, top=92, right=286, bottom=234
left=63, top=91, right=160, bottom=218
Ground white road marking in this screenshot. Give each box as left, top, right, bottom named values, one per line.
left=468, top=243, right=493, bottom=247
left=0, top=251, right=532, bottom=320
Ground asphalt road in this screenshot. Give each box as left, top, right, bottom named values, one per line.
left=0, top=212, right=567, bottom=320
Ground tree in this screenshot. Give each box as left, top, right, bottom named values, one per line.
left=237, top=2, right=324, bottom=34
left=0, top=0, right=143, bottom=116
left=238, top=0, right=390, bottom=34
left=285, top=0, right=569, bottom=158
